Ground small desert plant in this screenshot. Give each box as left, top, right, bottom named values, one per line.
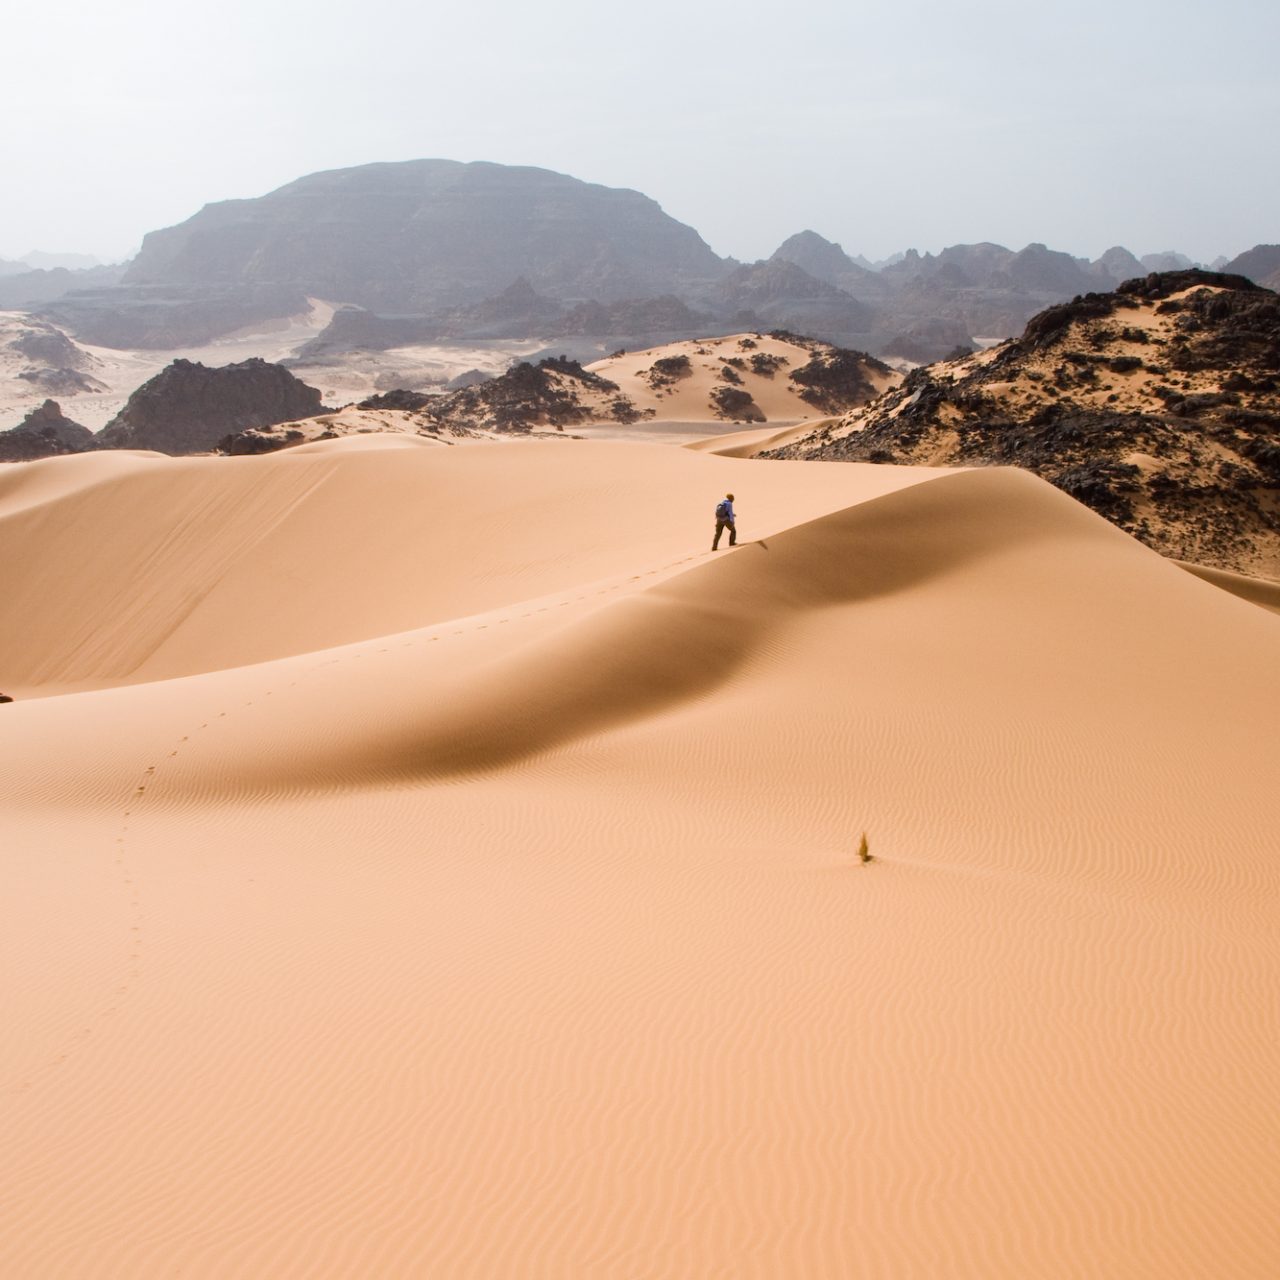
left=857, top=832, right=872, bottom=864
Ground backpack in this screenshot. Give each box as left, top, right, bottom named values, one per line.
left=715, top=499, right=731, bottom=519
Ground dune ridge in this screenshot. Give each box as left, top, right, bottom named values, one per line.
left=2, top=439, right=1278, bottom=1277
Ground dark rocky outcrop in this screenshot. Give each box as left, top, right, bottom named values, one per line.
left=97, top=358, right=325, bottom=454
left=765, top=271, right=1280, bottom=576
left=786, top=345, right=892, bottom=413
left=0, top=400, right=95, bottom=462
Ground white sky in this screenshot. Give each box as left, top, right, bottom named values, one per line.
left=2, top=0, right=1276, bottom=265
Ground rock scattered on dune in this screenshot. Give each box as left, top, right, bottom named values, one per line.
left=766, top=271, right=1280, bottom=576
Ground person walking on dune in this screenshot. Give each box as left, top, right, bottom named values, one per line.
left=712, top=492, right=736, bottom=550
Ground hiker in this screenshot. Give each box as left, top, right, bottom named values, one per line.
left=712, top=492, right=736, bottom=550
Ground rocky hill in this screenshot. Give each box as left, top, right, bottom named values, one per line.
left=97, top=358, right=325, bottom=454
left=0, top=400, right=95, bottom=462
left=764, top=271, right=1280, bottom=577
left=219, top=334, right=896, bottom=453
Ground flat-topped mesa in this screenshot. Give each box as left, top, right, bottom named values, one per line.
left=122, top=159, right=726, bottom=312
left=764, top=270, right=1280, bottom=577
left=97, top=358, right=325, bottom=455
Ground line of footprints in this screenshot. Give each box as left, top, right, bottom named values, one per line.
left=9, top=550, right=705, bottom=1094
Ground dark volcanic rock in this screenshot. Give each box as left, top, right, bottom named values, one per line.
left=357, top=388, right=435, bottom=412
left=0, top=400, right=95, bottom=461
left=787, top=345, right=892, bottom=413
left=765, top=271, right=1280, bottom=576
left=97, top=358, right=325, bottom=454
left=409, top=357, right=626, bottom=433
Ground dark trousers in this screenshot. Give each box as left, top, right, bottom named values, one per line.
left=713, top=518, right=736, bottom=549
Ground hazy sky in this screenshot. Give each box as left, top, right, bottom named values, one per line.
left=4, top=0, right=1276, bottom=265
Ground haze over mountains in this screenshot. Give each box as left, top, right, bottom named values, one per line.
left=9, top=158, right=1274, bottom=364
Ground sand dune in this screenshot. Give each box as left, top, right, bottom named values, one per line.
left=2, top=439, right=1278, bottom=1277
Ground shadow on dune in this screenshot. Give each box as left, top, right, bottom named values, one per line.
left=345, top=466, right=1126, bottom=784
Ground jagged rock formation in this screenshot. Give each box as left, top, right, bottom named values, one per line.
left=765, top=271, right=1280, bottom=577
left=97, top=358, right=325, bottom=454
left=694, top=259, right=878, bottom=349
left=0, top=400, right=95, bottom=461
left=769, top=231, right=890, bottom=301
left=1091, top=246, right=1147, bottom=286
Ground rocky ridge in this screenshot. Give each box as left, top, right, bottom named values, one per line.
left=97, top=358, right=326, bottom=454
left=764, top=271, right=1280, bottom=577
left=218, top=334, right=894, bottom=454
left=30, top=158, right=1270, bottom=365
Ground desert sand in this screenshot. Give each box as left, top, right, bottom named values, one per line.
left=2, top=436, right=1279, bottom=1276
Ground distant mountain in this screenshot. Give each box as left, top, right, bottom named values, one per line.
left=765, top=270, right=1280, bottom=576
left=1091, top=246, right=1147, bottom=285
left=7, top=157, right=1260, bottom=367
left=123, top=160, right=725, bottom=312
left=21, top=251, right=103, bottom=271
left=0, top=263, right=125, bottom=309
left=769, top=231, right=888, bottom=300
left=1141, top=251, right=1195, bottom=273
left=1224, top=244, right=1280, bottom=285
